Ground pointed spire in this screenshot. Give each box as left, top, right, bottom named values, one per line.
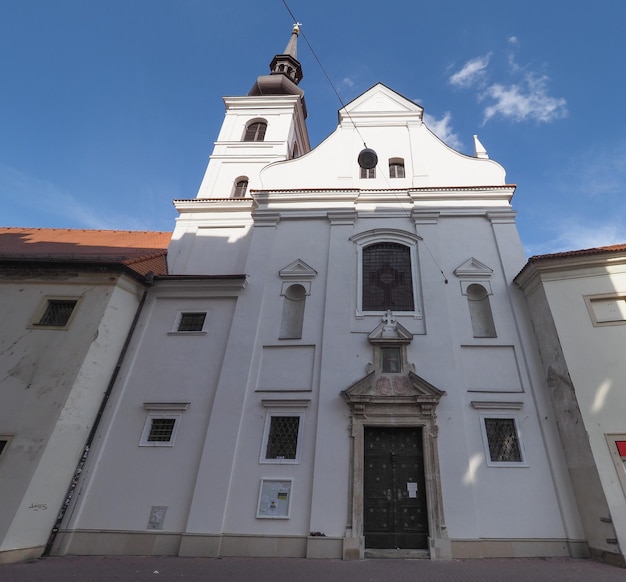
left=247, top=24, right=307, bottom=118
left=282, top=22, right=301, bottom=60
left=269, top=23, right=303, bottom=85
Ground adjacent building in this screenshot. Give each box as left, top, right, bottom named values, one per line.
left=516, top=245, right=626, bottom=566
left=0, top=228, right=169, bottom=563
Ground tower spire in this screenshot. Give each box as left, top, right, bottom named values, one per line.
left=269, top=22, right=303, bottom=85
left=248, top=24, right=306, bottom=109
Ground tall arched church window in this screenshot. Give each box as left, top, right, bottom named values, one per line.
left=389, top=158, right=405, bottom=178
left=232, top=177, right=248, bottom=198
left=466, top=283, right=496, bottom=337
left=244, top=120, right=267, bottom=142
left=351, top=230, right=422, bottom=318
left=363, top=243, right=415, bottom=312
left=280, top=284, right=307, bottom=339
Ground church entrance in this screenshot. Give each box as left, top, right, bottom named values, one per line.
left=363, top=426, right=429, bottom=549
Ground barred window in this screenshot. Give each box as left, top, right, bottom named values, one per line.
left=363, top=243, right=414, bottom=311
left=261, top=412, right=304, bottom=464
left=266, top=416, right=300, bottom=459
left=35, top=299, right=78, bottom=327
left=244, top=121, right=267, bottom=142
left=177, top=312, right=207, bottom=332
left=484, top=418, right=522, bottom=463
left=140, top=414, right=181, bottom=447
left=147, top=418, right=176, bottom=442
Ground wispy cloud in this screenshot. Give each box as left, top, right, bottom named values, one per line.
left=482, top=74, right=567, bottom=123
left=423, top=111, right=462, bottom=150
left=1, top=163, right=150, bottom=230
left=448, top=42, right=567, bottom=124
left=448, top=54, right=490, bottom=88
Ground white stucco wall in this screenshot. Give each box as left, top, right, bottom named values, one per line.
left=0, top=272, right=145, bottom=558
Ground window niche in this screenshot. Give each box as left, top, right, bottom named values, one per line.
left=454, top=258, right=496, bottom=338
left=278, top=259, right=317, bottom=340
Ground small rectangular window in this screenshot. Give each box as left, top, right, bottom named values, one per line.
left=35, top=299, right=78, bottom=327
left=177, top=312, right=207, bottom=332
left=484, top=417, right=523, bottom=464
left=360, top=167, right=376, bottom=179
left=260, top=412, right=304, bottom=464
left=140, top=414, right=181, bottom=447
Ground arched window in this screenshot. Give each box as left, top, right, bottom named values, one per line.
left=279, top=284, right=307, bottom=339
left=389, top=158, right=405, bottom=178
left=466, top=283, right=496, bottom=337
left=244, top=120, right=267, bottom=142
left=232, top=177, right=248, bottom=198
left=362, top=243, right=414, bottom=312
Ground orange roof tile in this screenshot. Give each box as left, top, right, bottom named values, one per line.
left=528, top=242, right=626, bottom=263
left=0, top=227, right=171, bottom=276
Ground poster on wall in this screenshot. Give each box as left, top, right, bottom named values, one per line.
left=256, top=479, right=292, bottom=519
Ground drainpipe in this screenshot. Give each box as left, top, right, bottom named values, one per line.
left=42, top=271, right=155, bottom=557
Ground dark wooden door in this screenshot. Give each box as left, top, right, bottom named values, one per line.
left=364, top=426, right=428, bottom=549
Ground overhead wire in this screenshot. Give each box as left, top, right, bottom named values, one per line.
left=280, top=0, right=448, bottom=284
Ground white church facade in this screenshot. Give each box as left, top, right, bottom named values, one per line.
left=3, top=26, right=624, bottom=564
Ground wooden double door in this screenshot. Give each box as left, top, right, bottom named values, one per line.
left=364, top=426, right=429, bottom=549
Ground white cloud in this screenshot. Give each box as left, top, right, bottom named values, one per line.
left=449, top=54, right=491, bottom=88
left=423, top=111, right=463, bottom=150
left=482, top=73, right=567, bottom=124
left=450, top=41, right=567, bottom=125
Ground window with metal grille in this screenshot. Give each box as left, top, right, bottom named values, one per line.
left=244, top=121, right=267, bottom=142
left=360, top=166, right=376, bottom=179
left=389, top=160, right=405, bottom=178
left=484, top=418, right=522, bottom=463
left=177, top=312, right=207, bottom=332
left=147, top=418, right=177, bottom=443
left=266, top=416, right=300, bottom=460
left=362, top=243, right=414, bottom=311
left=36, top=299, right=78, bottom=327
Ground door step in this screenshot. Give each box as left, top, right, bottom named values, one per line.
left=364, top=549, right=430, bottom=559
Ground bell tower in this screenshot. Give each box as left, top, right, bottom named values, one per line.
left=194, top=24, right=310, bottom=200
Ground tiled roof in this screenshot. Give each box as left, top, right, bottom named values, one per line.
left=528, top=243, right=626, bottom=263
left=0, top=228, right=171, bottom=276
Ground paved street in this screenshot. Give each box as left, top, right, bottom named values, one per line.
left=1, top=556, right=625, bottom=582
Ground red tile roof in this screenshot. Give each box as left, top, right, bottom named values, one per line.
left=528, top=243, right=626, bottom=263
left=0, top=228, right=171, bottom=277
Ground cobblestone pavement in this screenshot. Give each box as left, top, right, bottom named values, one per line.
left=1, top=556, right=625, bottom=582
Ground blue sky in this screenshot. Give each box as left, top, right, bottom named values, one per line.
left=2, top=1, right=626, bottom=256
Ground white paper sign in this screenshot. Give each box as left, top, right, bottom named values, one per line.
left=407, top=482, right=417, bottom=498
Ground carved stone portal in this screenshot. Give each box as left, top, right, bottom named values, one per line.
left=340, top=312, right=449, bottom=559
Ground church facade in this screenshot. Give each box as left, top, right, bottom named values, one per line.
left=1, top=26, right=618, bottom=563
left=51, top=26, right=591, bottom=561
